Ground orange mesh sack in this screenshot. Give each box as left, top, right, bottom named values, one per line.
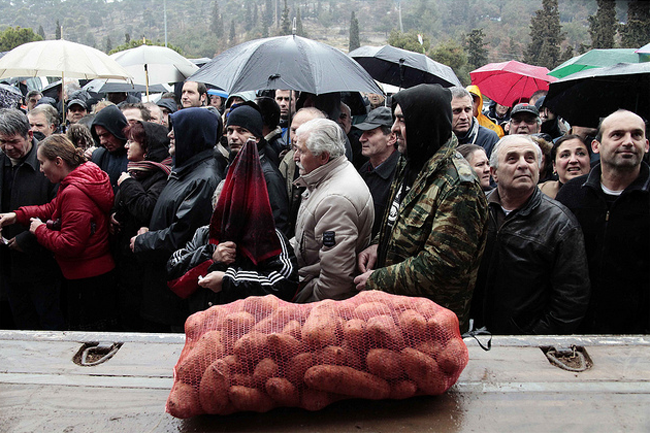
left=166, top=290, right=469, bottom=418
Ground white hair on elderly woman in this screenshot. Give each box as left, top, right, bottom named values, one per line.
left=295, top=118, right=346, bottom=158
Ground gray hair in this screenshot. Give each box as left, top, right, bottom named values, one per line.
left=489, top=134, right=543, bottom=169
left=29, top=104, right=60, bottom=129
left=295, top=118, right=346, bottom=158
left=450, top=86, right=472, bottom=101
left=0, top=108, right=31, bottom=138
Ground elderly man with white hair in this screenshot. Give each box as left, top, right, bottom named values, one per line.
left=470, top=134, right=590, bottom=335
left=291, top=118, right=374, bottom=302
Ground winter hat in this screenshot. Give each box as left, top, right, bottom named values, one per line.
left=226, top=104, right=264, bottom=139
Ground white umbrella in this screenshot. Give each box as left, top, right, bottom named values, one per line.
left=110, top=45, right=198, bottom=96
left=0, top=39, right=132, bottom=80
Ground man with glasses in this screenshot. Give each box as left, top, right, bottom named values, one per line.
left=508, top=103, right=542, bottom=135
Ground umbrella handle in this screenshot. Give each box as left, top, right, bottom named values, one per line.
left=399, top=59, right=405, bottom=90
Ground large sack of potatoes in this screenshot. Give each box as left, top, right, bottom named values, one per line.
left=166, top=290, right=468, bottom=418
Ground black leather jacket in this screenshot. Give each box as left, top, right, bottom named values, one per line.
left=472, top=187, right=590, bottom=334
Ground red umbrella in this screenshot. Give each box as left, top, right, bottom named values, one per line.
left=470, top=60, right=558, bottom=107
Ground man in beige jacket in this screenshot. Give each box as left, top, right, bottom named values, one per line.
left=291, top=118, right=374, bottom=302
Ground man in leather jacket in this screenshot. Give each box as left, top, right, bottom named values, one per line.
left=471, top=134, right=590, bottom=334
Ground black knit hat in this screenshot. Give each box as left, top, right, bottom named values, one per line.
left=226, top=103, right=264, bottom=138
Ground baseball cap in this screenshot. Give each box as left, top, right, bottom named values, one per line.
left=157, top=98, right=178, bottom=114
left=511, top=103, right=539, bottom=117
left=354, top=106, right=394, bottom=131
left=67, top=99, right=87, bottom=111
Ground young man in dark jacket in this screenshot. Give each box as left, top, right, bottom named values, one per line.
left=91, top=105, right=129, bottom=192
left=472, top=135, right=590, bottom=334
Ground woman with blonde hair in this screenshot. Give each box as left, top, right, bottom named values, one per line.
left=0, top=134, right=117, bottom=330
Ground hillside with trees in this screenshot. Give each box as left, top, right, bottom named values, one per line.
left=1, top=0, right=648, bottom=85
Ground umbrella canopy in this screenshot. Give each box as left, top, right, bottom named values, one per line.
left=110, top=45, right=198, bottom=86
left=0, top=83, right=23, bottom=108
left=470, top=60, right=557, bottom=107
left=348, top=44, right=461, bottom=89
left=548, top=48, right=643, bottom=79
left=189, top=35, right=382, bottom=95
left=82, top=78, right=168, bottom=94
left=636, top=42, right=650, bottom=54
left=544, top=62, right=650, bottom=129
left=0, top=39, right=132, bottom=81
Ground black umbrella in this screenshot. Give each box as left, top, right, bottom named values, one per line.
left=544, top=62, right=650, bottom=128
left=189, top=35, right=382, bottom=95
left=348, top=45, right=462, bottom=89
left=0, top=83, right=23, bottom=108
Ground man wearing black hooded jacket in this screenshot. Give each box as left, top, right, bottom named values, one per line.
left=91, top=105, right=129, bottom=192
left=355, top=84, right=489, bottom=333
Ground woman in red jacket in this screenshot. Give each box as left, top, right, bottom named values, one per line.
left=0, top=134, right=117, bottom=330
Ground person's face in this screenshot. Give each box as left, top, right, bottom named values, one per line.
left=360, top=127, right=394, bottom=160
left=122, top=108, right=144, bottom=125
left=468, top=148, right=491, bottom=191
left=94, top=125, right=124, bottom=153
left=470, top=94, right=480, bottom=117
left=510, top=114, right=540, bottom=134
left=495, top=103, right=509, bottom=117
left=181, top=82, right=205, bottom=108
left=391, top=104, right=407, bottom=155
left=593, top=111, right=649, bottom=170
left=338, top=104, right=352, bottom=134
left=148, top=107, right=163, bottom=125
left=553, top=138, right=590, bottom=184
left=226, top=125, right=258, bottom=155
left=366, top=93, right=385, bottom=107
left=37, top=147, right=63, bottom=184
left=491, top=138, right=540, bottom=195
left=275, top=90, right=295, bottom=119
left=27, top=94, right=41, bottom=111
left=293, top=131, right=327, bottom=175
left=0, top=131, right=33, bottom=160
left=67, top=105, right=87, bottom=123
left=452, top=96, right=474, bottom=135
left=539, top=107, right=556, bottom=122
left=125, top=138, right=146, bottom=162
left=167, top=128, right=176, bottom=157
left=28, top=112, right=55, bottom=137
left=290, top=111, right=315, bottom=145
left=160, top=108, right=171, bottom=128
left=209, top=95, right=222, bottom=109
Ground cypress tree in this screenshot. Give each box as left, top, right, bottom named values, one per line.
left=621, top=0, right=650, bottom=48
left=296, top=7, right=306, bottom=37
left=55, top=19, right=61, bottom=40
left=229, top=19, right=236, bottom=45
left=588, top=0, right=617, bottom=49
left=349, top=11, right=360, bottom=52
left=524, top=0, right=564, bottom=69
left=37, top=25, right=45, bottom=39
left=280, top=0, right=291, bottom=35
left=212, top=1, right=224, bottom=38
left=465, top=28, right=488, bottom=70
left=105, top=36, right=112, bottom=53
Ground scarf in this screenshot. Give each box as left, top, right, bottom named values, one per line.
left=127, top=157, right=172, bottom=180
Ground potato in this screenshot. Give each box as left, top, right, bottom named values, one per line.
left=353, top=301, right=392, bottom=320
left=199, top=359, right=231, bottom=414
left=243, top=295, right=279, bottom=319
left=228, top=386, right=275, bottom=413
left=167, top=381, right=202, bottom=419
left=301, top=302, right=341, bottom=349
left=398, top=309, right=427, bottom=341
left=427, top=308, right=460, bottom=339
left=304, top=365, right=390, bottom=400
left=265, top=377, right=300, bottom=406
left=401, top=348, right=447, bottom=395
left=389, top=379, right=418, bottom=400
left=253, top=358, right=279, bottom=385
left=415, top=340, right=444, bottom=358
left=184, top=311, right=206, bottom=340
left=281, top=320, right=302, bottom=340
left=233, top=332, right=270, bottom=360
left=316, top=345, right=361, bottom=368
left=225, top=311, right=256, bottom=336
left=366, top=348, right=404, bottom=380
left=436, top=339, right=468, bottom=376
left=231, top=373, right=256, bottom=388
left=367, top=315, right=405, bottom=351
left=267, top=332, right=305, bottom=358
left=342, top=319, right=367, bottom=352
left=285, top=352, right=315, bottom=384
left=301, top=388, right=338, bottom=412
left=252, top=306, right=293, bottom=334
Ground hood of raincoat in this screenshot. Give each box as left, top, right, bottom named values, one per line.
left=91, top=105, right=128, bottom=145
left=61, top=161, right=114, bottom=213
left=140, top=121, right=171, bottom=163
left=169, top=107, right=221, bottom=167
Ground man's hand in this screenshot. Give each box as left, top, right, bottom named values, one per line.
left=198, top=271, right=225, bottom=293
left=357, top=244, right=378, bottom=273
left=29, top=217, right=44, bottom=234
left=0, top=212, right=17, bottom=228
left=117, top=172, right=131, bottom=186
left=109, top=212, right=121, bottom=235
left=130, top=228, right=149, bottom=252
left=6, top=237, right=23, bottom=252
left=354, top=270, right=375, bottom=291
left=212, top=241, right=237, bottom=264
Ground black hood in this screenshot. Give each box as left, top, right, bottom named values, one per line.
left=169, top=107, right=222, bottom=167
left=140, top=121, right=171, bottom=163
left=91, top=105, right=128, bottom=145
left=392, top=84, right=452, bottom=167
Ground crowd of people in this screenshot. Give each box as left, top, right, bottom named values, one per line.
left=0, top=77, right=648, bottom=336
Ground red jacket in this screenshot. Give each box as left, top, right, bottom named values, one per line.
left=16, top=162, right=115, bottom=280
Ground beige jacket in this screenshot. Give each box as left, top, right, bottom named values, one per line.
left=291, top=156, right=374, bottom=302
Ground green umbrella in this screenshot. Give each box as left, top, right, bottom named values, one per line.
left=548, top=48, right=643, bottom=79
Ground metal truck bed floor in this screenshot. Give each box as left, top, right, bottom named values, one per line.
left=1, top=331, right=648, bottom=432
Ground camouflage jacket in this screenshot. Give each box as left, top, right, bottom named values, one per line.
left=366, top=134, right=489, bottom=332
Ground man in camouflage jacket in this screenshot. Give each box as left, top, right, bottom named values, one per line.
left=355, top=84, right=489, bottom=333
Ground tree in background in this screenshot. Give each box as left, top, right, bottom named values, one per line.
left=265, top=0, right=274, bottom=28
left=55, top=19, right=61, bottom=40
left=109, top=39, right=183, bottom=55
left=431, top=39, right=468, bottom=85
left=280, top=0, right=291, bottom=35
left=588, top=0, right=617, bottom=49
left=465, top=29, right=488, bottom=71
left=296, top=8, right=307, bottom=37
left=388, top=30, right=429, bottom=54
left=125, top=33, right=131, bottom=44
left=620, top=0, right=650, bottom=48
left=37, top=25, right=45, bottom=39
left=0, top=26, right=43, bottom=51
left=212, top=1, right=224, bottom=38
left=229, top=19, right=236, bottom=46
left=105, top=36, right=112, bottom=53
left=349, top=11, right=360, bottom=52
left=525, top=0, right=564, bottom=69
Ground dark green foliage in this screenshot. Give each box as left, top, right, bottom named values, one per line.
left=0, top=26, right=43, bottom=51
left=465, top=28, right=488, bottom=71
left=620, top=0, right=650, bottom=48
left=55, top=19, right=61, bottom=40
left=588, top=0, right=616, bottom=49
left=349, top=11, right=360, bottom=52
left=525, top=0, right=565, bottom=69
left=212, top=1, right=224, bottom=38
left=280, top=0, right=291, bottom=35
